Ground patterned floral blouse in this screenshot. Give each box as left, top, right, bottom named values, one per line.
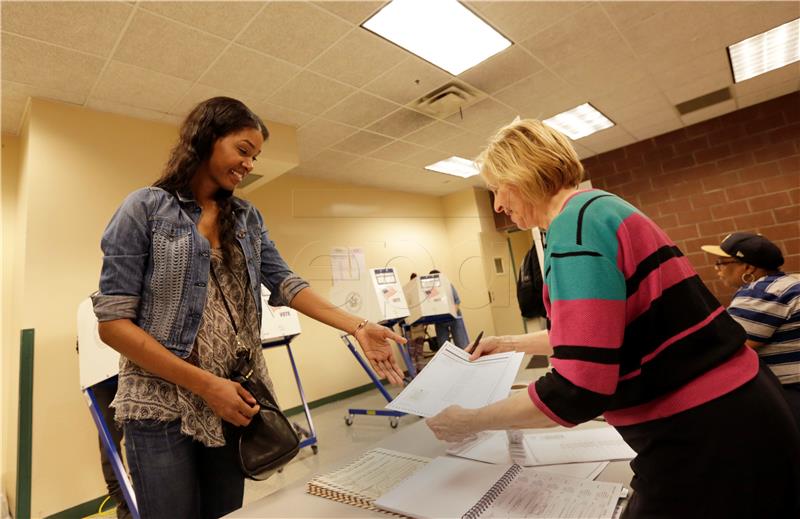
left=112, top=246, right=274, bottom=447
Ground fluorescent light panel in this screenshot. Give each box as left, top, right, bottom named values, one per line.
left=362, top=0, right=511, bottom=75
left=425, top=156, right=480, bottom=178
left=729, top=18, right=800, bottom=83
left=543, top=103, right=614, bottom=140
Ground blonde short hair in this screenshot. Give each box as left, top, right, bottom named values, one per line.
left=477, top=119, right=584, bottom=203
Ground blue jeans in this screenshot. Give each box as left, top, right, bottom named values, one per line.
left=435, top=316, right=469, bottom=349
left=123, top=419, right=244, bottom=519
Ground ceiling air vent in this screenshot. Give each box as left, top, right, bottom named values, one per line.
left=410, top=81, right=484, bottom=118
left=236, top=173, right=263, bottom=189
left=675, top=87, right=732, bottom=115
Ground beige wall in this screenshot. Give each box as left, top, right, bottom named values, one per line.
left=1, top=130, right=23, bottom=514
left=2, top=98, right=508, bottom=516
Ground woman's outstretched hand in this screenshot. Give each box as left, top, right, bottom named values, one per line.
left=354, top=322, right=407, bottom=385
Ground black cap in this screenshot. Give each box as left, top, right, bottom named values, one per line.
left=701, top=232, right=784, bottom=270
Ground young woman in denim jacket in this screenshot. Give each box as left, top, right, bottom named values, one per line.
left=92, top=97, right=406, bottom=518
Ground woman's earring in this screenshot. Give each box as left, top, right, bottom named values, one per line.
left=741, top=272, right=755, bottom=284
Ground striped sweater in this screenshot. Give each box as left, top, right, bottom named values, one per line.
left=728, top=273, right=800, bottom=385
left=529, top=190, right=758, bottom=427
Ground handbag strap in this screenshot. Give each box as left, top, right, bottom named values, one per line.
left=210, top=261, right=240, bottom=346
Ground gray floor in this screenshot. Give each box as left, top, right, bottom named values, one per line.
left=242, top=385, right=423, bottom=507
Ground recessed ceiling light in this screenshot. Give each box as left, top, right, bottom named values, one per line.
left=543, top=103, right=614, bottom=140
left=728, top=18, right=800, bottom=83
left=425, top=156, right=480, bottom=178
left=362, top=0, right=511, bottom=75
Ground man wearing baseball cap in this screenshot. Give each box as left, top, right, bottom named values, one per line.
left=702, top=232, right=800, bottom=429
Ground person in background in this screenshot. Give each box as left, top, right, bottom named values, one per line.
left=425, top=118, right=800, bottom=518
left=93, top=97, right=405, bottom=518
left=405, top=273, right=427, bottom=371
left=429, top=269, right=469, bottom=349
left=702, top=232, right=800, bottom=430
left=92, top=378, right=132, bottom=519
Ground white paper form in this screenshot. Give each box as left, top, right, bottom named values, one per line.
left=386, top=342, right=524, bottom=417
left=525, top=427, right=636, bottom=466
left=482, top=470, right=624, bottom=519
left=447, top=431, right=608, bottom=479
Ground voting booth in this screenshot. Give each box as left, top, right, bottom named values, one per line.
left=403, top=272, right=458, bottom=325
left=329, top=267, right=412, bottom=428
left=260, top=285, right=302, bottom=345
left=329, top=267, right=409, bottom=325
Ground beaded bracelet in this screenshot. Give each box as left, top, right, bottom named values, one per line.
left=352, top=318, right=369, bottom=336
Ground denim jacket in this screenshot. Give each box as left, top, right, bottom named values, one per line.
left=92, top=187, right=308, bottom=359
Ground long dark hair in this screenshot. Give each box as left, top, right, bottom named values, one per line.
left=154, top=97, right=269, bottom=269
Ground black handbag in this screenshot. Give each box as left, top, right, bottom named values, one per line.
left=517, top=245, right=547, bottom=319
left=210, top=264, right=300, bottom=481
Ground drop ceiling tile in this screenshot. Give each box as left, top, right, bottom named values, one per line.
left=113, top=10, right=228, bottom=82
left=321, top=91, right=398, bottom=128
left=647, top=49, right=731, bottom=91
left=363, top=57, right=452, bottom=105
left=445, top=98, right=517, bottom=136
left=623, top=117, right=684, bottom=142
left=91, top=61, right=193, bottom=113
left=590, top=76, right=665, bottom=114
left=663, top=69, right=733, bottom=106
left=402, top=147, right=450, bottom=169
left=198, top=44, right=300, bottom=100
left=236, top=2, right=351, bottom=67
left=296, top=117, right=358, bottom=160
left=139, top=1, right=262, bottom=40
left=680, top=99, right=737, bottom=126
left=170, top=84, right=260, bottom=118
left=523, top=88, right=588, bottom=121
left=618, top=3, right=720, bottom=60
left=521, top=4, right=623, bottom=67
left=312, top=1, right=385, bottom=25
left=576, top=125, right=637, bottom=155
left=735, top=78, right=800, bottom=109
left=331, top=130, right=393, bottom=154
left=711, top=1, right=800, bottom=47
left=403, top=120, right=467, bottom=147
left=307, top=28, right=407, bottom=87
left=269, top=71, right=356, bottom=115
left=604, top=94, right=676, bottom=125
left=300, top=148, right=360, bottom=175
left=600, top=1, right=672, bottom=29
left=85, top=98, right=172, bottom=124
left=251, top=102, right=315, bottom=128
left=369, top=139, right=428, bottom=162
left=465, top=1, right=588, bottom=43
left=459, top=46, right=543, bottom=94
left=571, top=142, right=595, bottom=160
left=1, top=1, right=132, bottom=57
left=435, top=131, right=489, bottom=159
left=366, top=108, right=436, bottom=139
left=1, top=33, right=105, bottom=97
left=493, top=69, right=572, bottom=114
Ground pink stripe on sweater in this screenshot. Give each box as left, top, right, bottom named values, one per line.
left=528, top=383, right=575, bottom=428
left=550, top=358, right=619, bottom=395
left=617, top=212, right=676, bottom=278
left=626, top=255, right=697, bottom=325
left=604, top=346, right=758, bottom=426
left=642, top=307, right=725, bottom=363
left=550, top=299, right=625, bottom=348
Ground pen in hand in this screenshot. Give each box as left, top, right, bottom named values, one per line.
left=466, top=331, right=484, bottom=360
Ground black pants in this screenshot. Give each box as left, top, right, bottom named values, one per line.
left=618, top=365, right=800, bottom=519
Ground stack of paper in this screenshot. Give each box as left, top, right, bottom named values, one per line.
left=386, top=342, right=524, bottom=417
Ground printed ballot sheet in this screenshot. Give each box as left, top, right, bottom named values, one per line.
left=525, top=427, right=636, bottom=466
left=386, top=342, right=524, bottom=417
left=447, top=430, right=608, bottom=479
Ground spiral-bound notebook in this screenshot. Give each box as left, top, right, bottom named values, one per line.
left=374, top=456, right=624, bottom=519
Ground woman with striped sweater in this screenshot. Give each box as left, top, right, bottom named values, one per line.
left=426, top=119, right=800, bottom=518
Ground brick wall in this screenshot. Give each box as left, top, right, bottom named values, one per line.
left=584, top=92, right=799, bottom=305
